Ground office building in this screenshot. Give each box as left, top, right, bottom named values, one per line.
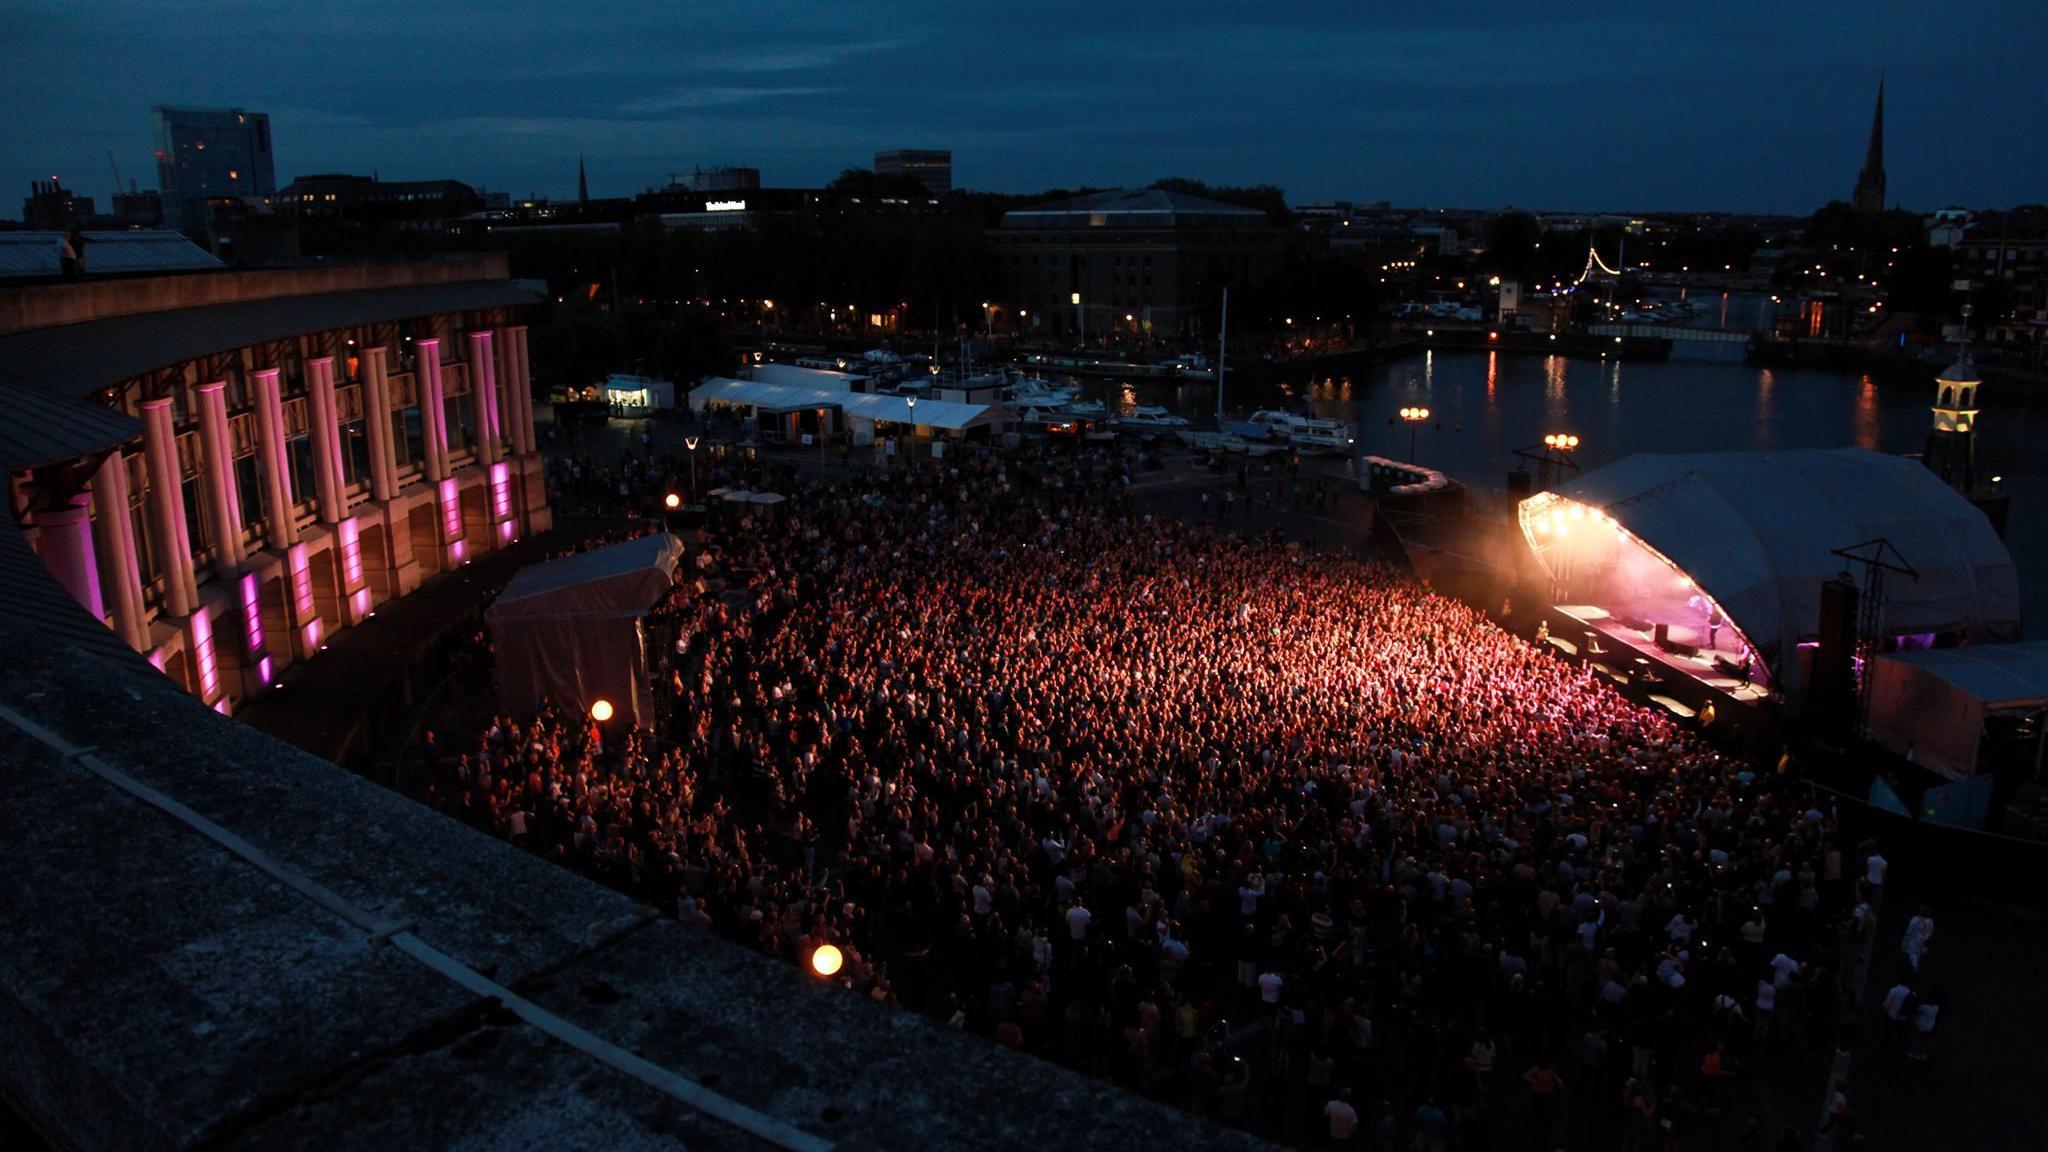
left=276, top=174, right=485, bottom=230
left=153, top=106, right=277, bottom=235
left=991, top=187, right=1283, bottom=337
left=874, top=150, right=952, bottom=196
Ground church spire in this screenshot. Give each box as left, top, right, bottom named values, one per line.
left=1852, top=80, right=1886, bottom=214
left=578, top=154, right=589, bottom=204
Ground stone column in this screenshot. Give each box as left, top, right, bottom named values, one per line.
left=33, top=493, right=102, bottom=621
left=140, top=397, right=197, bottom=617
left=251, top=367, right=294, bottom=550
left=416, top=338, right=448, bottom=482
left=193, top=381, right=245, bottom=574
left=466, top=330, right=500, bottom=467
left=362, top=346, right=397, bottom=501
left=495, top=326, right=523, bottom=457
left=516, top=326, right=537, bottom=455
left=306, top=356, right=346, bottom=523
left=90, top=451, right=149, bottom=650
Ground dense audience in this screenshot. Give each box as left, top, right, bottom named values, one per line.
left=426, top=440, right=1887, bottom=1149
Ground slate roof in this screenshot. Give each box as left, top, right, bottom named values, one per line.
left=0, top=278, right=538, bottom=470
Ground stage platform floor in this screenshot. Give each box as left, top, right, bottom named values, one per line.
left=1554, top=604, right=1770, bottom=706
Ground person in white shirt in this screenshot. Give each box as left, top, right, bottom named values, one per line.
left=1865, top=851, right=1888, bottom=888
left=1881, top=980, right=1915, bottom=1053
left=1258, top=969, right=1284, bottom=1006
left=1753, top=977, right=1778, bottom=1042
left=1909, top=995, right=1940, bottom=1062
left=1769, top=952, right=1802, bottom=988
left=1064, top=900, right=1091, bottom=941
left=1323, top=1088, right=1359, bottom=1143
left=1666, top=911, right=1696, bottom=945
left=1902, top=905, right=1935, bottom=971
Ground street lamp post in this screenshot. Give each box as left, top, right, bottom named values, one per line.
left=905, top=395, right=918, bottom=464
left=1399, top=405, right=1432, bottom=463
left=684, top=434, right=699, bottom=498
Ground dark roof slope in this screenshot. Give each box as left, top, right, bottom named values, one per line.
left=0, top=230, right=222, bottom=281
left=998, top=187, right=1273, bottom=230
left=0, top=278, right=538, bottom=470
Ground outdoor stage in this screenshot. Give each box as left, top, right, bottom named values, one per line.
left=1546, top=603, right=1770, bottom=718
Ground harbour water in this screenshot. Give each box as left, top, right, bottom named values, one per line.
left=1086, top=350, right=2046, bottom=636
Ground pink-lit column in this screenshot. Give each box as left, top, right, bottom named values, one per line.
left=466, top=330, right=500, bottom=467
left=194, top=380, right=246, bottom=575
left=512, top=325, right=536, bottom=456
left=361, top=346, right=398, bottom=501
left=140, top=397, right=197, bottom=617
left=416, top=338, right=449, bottom=482
left=33, top=493, right=102, bottom=621
left=90, top=451, right=149, bottom=651
left=496, top=325, right=522, bottom=457
left=251, top=367, right=295, bottom=551
left=305, top=356, right=346, bottom=523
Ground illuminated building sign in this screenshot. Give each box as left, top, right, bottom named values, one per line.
left=706, top=199, right=747, bottom=212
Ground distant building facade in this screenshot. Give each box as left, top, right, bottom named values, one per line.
left=276, top=174, right=486, bottom=230
left=112, top=187, right=164, bottom=228
left=22, top=179, right=95, bottom=230
left=0, top=256, right=548, bottom=714
left=153, top=106, right=277, bottom=235
left=991, top=188, right=1283, bottom=338
left=688, top=166, right=760, bottom=193
left=874, top=150, right=952, bottom=196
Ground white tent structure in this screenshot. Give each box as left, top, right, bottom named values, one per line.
left=1518, top=449, right=2020, bottom=694
left=601, top=373, right=676, bottom=410
left=1869, top=642, right=2048, bottom=777
left=690, top=378, right=1000, bottom=444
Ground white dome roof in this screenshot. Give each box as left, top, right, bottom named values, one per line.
left=1527, top=449, right=2020, bottom=691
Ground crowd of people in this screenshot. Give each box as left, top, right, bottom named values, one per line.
left=420, top=437, right=1908, bottom=1149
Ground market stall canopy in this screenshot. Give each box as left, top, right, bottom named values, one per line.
left=1522, top=448, right=2020, bottom=690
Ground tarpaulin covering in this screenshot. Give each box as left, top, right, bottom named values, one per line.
left=1869, top=641, right=2048, bottom=777
left=487, top=533, right=682, bottom=728
left=1522, top=449, right=2020, bottom=693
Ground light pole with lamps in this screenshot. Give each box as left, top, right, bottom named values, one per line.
left=1540, top=432, right=1580, bottom=489
left=684, top=434, right=699, bottom=499
left=1399, top=406, right=1431, bottom=463
left=904, top=395, right=917, bottom=464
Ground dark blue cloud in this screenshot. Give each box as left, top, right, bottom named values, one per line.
left=3, top=0, right=2041, bottom=214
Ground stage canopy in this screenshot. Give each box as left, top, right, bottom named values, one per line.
left=1518, top=448, right=2020, bottom=693
left=486, top=533, right=683, bottom=729
left=1869, top=642, right=2048, bottom=777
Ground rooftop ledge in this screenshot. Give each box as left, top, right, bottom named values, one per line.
left=0, top=618, right=1275, bottom=1152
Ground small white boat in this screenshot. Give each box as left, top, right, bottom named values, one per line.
left=1004, top=377, right=1080, bottom=409
left=1118, top=404, right=1192, bottom=431
left=1246, top=410, right=1357, bottom=454
left=1062, top=399, right=1108, bottom=418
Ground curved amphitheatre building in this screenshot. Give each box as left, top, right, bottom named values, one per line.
left=0, top=252, right=1266, bottom=1151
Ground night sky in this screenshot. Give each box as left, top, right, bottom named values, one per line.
left=4, top=0, right=2042, bottom=216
